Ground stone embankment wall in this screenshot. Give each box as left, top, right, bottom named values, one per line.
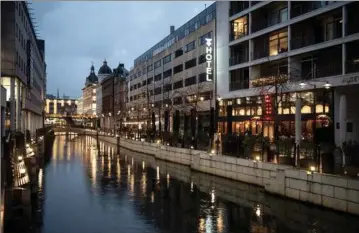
left=58, top=128, right=359, bottom=215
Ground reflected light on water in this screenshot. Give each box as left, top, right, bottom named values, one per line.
left=117, top=158, right=121, bottom=183
left=206, top=215, right=213, bottom=233
left=211, top=188, right=216, bottom=204
left=156, top=166, right=160, bottom=180
left=142, top=161, right=145, bottom=170
left=150, top=192, right=154, bottom=203
left=141, top=172, right=147, bottom=196
left=191, top=181, right=194, bottom=192
left=255, top=205, right=261, bottom=217
left=217, top=209, right=224, bottom=233
left=198, top=218, right=205, bottom=232
left=166, top=173, right=170, bottom=188
left=38, top=168, right=43, bottom=189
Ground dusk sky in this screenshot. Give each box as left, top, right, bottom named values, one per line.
left=32, top=1, right=212, bottom=98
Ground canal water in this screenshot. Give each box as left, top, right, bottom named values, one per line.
left=41, top=135, right=359, bottom=233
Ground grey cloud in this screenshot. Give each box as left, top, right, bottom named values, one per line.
left=32, top=1, right=213, bottom=97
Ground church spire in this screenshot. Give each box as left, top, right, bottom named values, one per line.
left=90, top=61, right=95, bottom=73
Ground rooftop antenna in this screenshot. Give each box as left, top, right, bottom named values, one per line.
left=205, top=4, right=206, bottom=9
left=57, top=89, right=59, bottom=98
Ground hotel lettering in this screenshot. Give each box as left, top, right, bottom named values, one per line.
left=205, top=38, right=213, bottom=81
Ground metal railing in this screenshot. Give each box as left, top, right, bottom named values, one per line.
left=229, top=80, right=250, bottom=91
left=229, top=53, right=249, bottom=66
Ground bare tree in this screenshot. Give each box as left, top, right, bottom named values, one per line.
left=253, top=67, right=301, bottom=161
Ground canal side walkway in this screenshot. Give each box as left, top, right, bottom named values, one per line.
left=58, top=128, right=359, bottom=215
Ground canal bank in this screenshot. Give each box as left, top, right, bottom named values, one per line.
left=94, top=133, right=359, bottom=216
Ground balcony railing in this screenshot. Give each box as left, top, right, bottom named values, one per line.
left=229, top=2, right=250, bottom=17
left=301, top=64, right=342, bottom=80
left=252, top=14, right=287, bottom=33
left=253, top=44, right=288, bottom=60
left=291, top=28, right=341, bottom=50
left=229, top=80, right=249, bottom=91
left=230, top=31, right=248, bottom=41
left=229, top=53, right=249, bottom=66
left=291, top=1, right=335, bottom=19
left=346, top=60, right=359, bottom=74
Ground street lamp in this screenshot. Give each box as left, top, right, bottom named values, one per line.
left=299, top=81, right=331, bottom=89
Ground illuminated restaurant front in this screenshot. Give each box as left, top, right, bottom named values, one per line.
left=217, top=90, right=333, bottom=141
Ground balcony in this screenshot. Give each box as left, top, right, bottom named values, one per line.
left=291, top=9, right=342, bottom=50
left=253, top=30, right=288, bottom=60
left=230, top=42, right=249, bottom=66
left=251, top=1, right=288, bottom=33
left=292, top=45, right=342, bottom=80
left=229, top=1, right=249, bottom=17
left=229, top=67, right=249, bottom=91
left=230, top=80, right=250, bottom=91
left=291, top=1, right=335, bottom=19
left=250, top=60, right=288, bottom=87
left=230, top=54, right=249, bottom=66
left=347, top=2, right=359, bottom=36
left=346, top=40, right=359, bottom=74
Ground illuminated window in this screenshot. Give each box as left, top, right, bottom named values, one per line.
left=316, top=104, right=329, bottom=113
left=231, top=16, right=248, bottom=40
left=301, top=105, right=312, bottom=114
left=269, top=31, right=288, bottom=56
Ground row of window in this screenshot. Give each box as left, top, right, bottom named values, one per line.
left=130, top=31, right=213, bottom=81
left=130, top=52, right=209, bottom=91
left=129, top=73, right=210, bottom=101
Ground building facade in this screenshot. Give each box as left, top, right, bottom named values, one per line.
left=45, top=95, right=78, bottom=116
left=96, top=60, right=112, bottom=121
left=1, top=1, right=46, bottom=136
left=216, top=1, right=359, bottom=146
left=82, top=64, right=98, bottom=116
left=114, top=65, right=129, bottom=131
left=127, top=3, right=216, bottom=134
left=101, top=63, right=129, bottom=133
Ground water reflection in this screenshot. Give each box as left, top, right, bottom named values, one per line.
left=41, top=136, right=359, bottom=233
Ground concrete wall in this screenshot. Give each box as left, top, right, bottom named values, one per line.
left=54, top=128, right=359, bottom=215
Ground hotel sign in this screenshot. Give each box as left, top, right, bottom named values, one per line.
left=205, top=38, right=213, bottom=81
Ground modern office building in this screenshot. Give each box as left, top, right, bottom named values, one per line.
left=101, top=63, right=129, bottom=133
left=215, top=1, right=359, bottom=146
left=1, top=1, right=46, bottom=136
left=45, top=95, right=78, bottom=116
left=82, top=64, right=98, bottom=116
left=127, top=3, right=216, bottom=134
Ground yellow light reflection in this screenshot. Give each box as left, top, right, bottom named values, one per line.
left=142, top=161, right=145, bottom=170
left=198, top=218, right=205, bottom=232
left=141, top=172, right=147, bottom=196
left=166, top=173, right=170, bottom=188
left=38, top=168, right=43, bottom=189
left=217, top=209, right=224, bottom=233
left=117, top=158, right=121, bottom=183
left=211, top=188, right=216, bottom=203
left=156, top=166, right=160, bottom=180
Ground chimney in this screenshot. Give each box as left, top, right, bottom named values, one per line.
left=170, top=25, right=175, bottom=34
